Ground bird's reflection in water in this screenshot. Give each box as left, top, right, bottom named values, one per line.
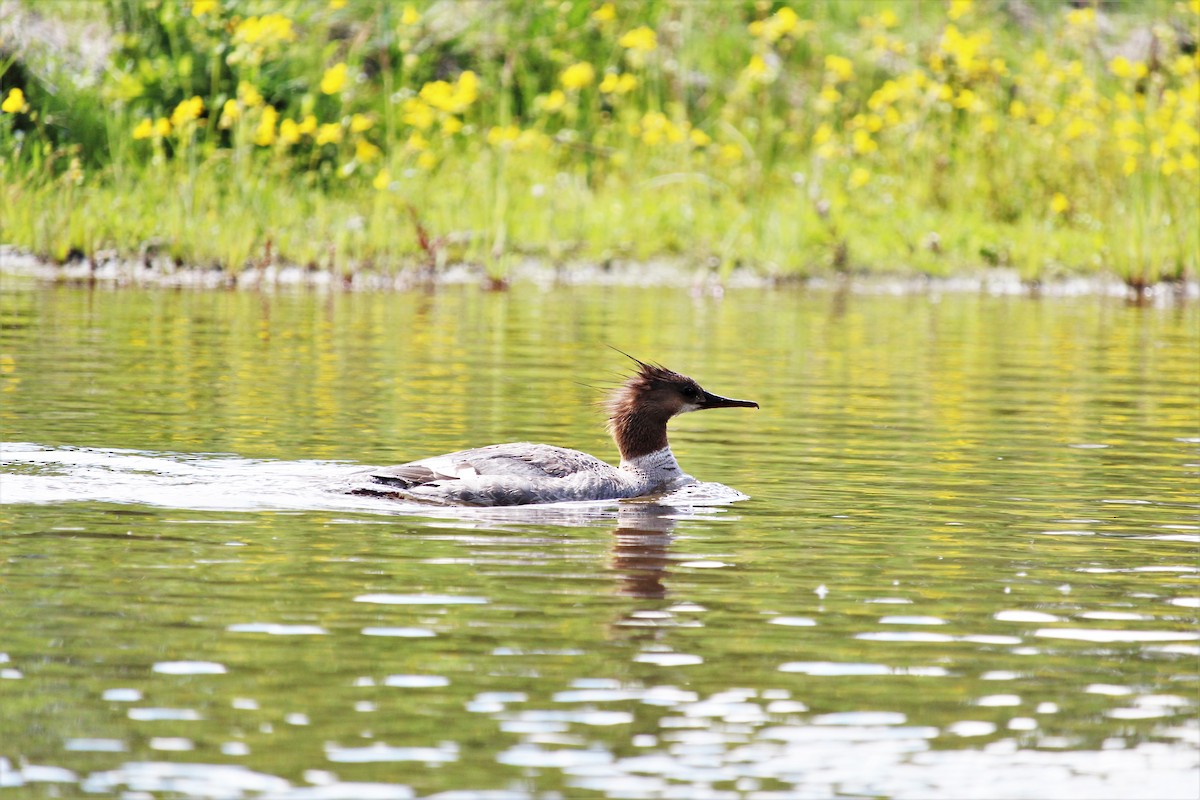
left=610, top=504, right=677, bottom=599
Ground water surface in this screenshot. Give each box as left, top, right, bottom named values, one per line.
left=1, top=281, right=1197, bottom=799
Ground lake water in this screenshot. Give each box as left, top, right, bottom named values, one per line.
left=1, top=279, right=1197, bottom=799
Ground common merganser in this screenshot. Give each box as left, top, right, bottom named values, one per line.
left=350, top=357, right=758, bottom=506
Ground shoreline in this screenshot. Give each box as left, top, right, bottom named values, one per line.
left=1, top=246, right=1195, bottom=304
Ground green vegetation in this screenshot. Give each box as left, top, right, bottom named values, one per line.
left=1, top=0, right=1197, bottom=285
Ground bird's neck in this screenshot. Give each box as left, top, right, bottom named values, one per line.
left=609, top=408, right=671, bottom=462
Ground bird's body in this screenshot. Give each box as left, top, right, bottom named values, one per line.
left=349, top=358, right=757, bottom=507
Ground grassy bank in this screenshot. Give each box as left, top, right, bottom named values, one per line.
left=1, top=0, right=1197, bottom=285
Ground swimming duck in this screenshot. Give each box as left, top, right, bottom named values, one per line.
left=350, top=358, right=758, bottom=506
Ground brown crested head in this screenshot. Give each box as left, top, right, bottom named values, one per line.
left=605, top=357, right=758, bottom=461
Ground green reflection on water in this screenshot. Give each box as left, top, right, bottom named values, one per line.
left=0, top=282, right=1196, bottom=798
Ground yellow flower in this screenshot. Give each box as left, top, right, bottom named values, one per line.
left=1050, top=192, right=1070, bottom=214
left=1122, top=155, right=1138, bottom=175
left=329, top=0, right=347, bottom=8
left=355, top=138, right=381, bottom=162
left=852, top=129, right=877, bottom=154
left=812, top=122, right=833, bottom=145
left=879, top=9, right=898, bottom=28
left=350, top=113, right=374, bottom=133
left=316, top=122, right=343, bottom=145
left=219, top=98, right=240, bottom=128
left=419, top=71, right=478, bottom=114
left=1065, top=7, right=1095, bottom=27
left=947, top=0, right=972, bottom=21
left=953, top=88, right=977, bottom=110
left=592, top=3, right=616, bottom=23
left=743, top=54, right=772, bottom=83
left=405, top=132, right=429, bottom=152
left=191, top=0, right=218, bottom=18
left=170, top=95, right=204, bottom=127
left=400, top=4, right=421, bottom=26
left=848, top=167, right=871, bottom=189
left=255, top=105, right=278, bottom=146
left=321, top=62, right=348, bottom=95
left=818, top=86, right=842, bottom=105
left=154, top=117, right=171, bottom=137
left=1, top=87, right=28, bottom=114
left=600, top=73, right=637, bottom=94
left=824, top=54, right=855, bottom=83
left=132, top=118, right=154, bottom=139
left=560, top=62, right=596, bottom=90
left=487, top=124, right=521, bottom=147
left=1008, top=99, right=1027, bottom=119
left=402, top=98, right=436, bottom=129
left=373, top=169, right=391, bottom=191
left=717, top=143, right=743, bottom=165
left=1109, top=56, right=1147, bottom=80
left=752, top=6, right=806, bottom=42
left=441, top=115, right=463, bottom=135
left=1180, top=152, right=1199, bottom=171
left=689, top=128, right=711, bottom=147
left=279, top=118, right=300, bottom=144
left=233, top=14, right=295, bottom=47
left=417, top=151, right=437, bottom=170
left=238, top=81, right=264, bottom=108
left=298, top=114, right=317, bottom=135
left=538, top=89, right=566, bottom=112
left=619, top=26, right=657, bottom=52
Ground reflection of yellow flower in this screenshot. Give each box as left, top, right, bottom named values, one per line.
left=321, top=63, right=348, bottom=95
left=316, top=123, right=342, bottom=145
left=2, top=88, right=29, bottom=114
left=848, top=167, right=871, bottom=189
left=618, top=26, right=657, bottom=52
left=560, top=62, right=596, bottom=90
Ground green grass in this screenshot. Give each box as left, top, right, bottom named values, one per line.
left=0, top=0, right=1197, bottom=286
